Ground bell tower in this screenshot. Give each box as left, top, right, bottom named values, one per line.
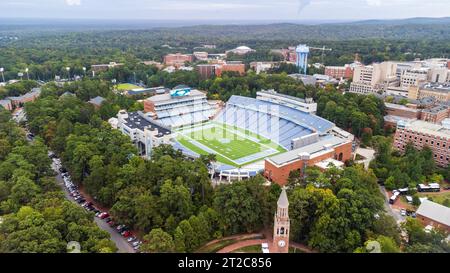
left=273, top=187, right=290, bottom=253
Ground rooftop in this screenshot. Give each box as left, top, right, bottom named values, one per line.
left=416, top=199, right=450, bottom=227
left=385, top=102, right=419, bottom=112
left=399, top=120, right=450, bottom=139
left=421, top=82, right=450, bottom=93
left=88, top=96, right=106, bottom=106
left=267, top=135, right=348, bottom=166
left=148, top=88, right=206, bottom=104
left=123, top=111, right=171, bottom=138
left=277, top=187, right=289, bottom=208
left=257, top=90, right=314, bottom=104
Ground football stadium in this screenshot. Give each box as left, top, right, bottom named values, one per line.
left=117, top=86, right=353, bottom=184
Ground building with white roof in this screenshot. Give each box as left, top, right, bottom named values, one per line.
left=416, top=199, right=450, bottom=232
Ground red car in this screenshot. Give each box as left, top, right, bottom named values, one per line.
left=99, top=212, right=110, bottom=219
left=121, top=230, right=132, bottom=238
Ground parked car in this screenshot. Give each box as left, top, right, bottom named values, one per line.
left=132, top=241, right=142, bottom=247
left=108, top=221, right=115, bottom=227
left=121, top=230, right=132, bottom=238
left=127, top=237, right=137, bottom=243
left=117, top=225, right=128, bottom=233
left=400, top=209, right=407, bottom=216
left=116, top=224, right=126, bottom=231
left=98, top=212, right=110, bottom=219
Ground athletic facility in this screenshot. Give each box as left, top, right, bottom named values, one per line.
left=175, top=121, right=286, bottom=167
left=118, top=88, right=353, bottom=183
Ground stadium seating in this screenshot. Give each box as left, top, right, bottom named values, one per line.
left=213, top=95, right=334, bottom=150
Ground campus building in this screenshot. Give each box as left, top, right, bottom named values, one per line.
left=264, top=136, right=352, bottom=185
left=394, top=120, right=450, bottom=167
left=216, top=62, right=246, bottom=76
left=91, top=62, right=123, bottom=72
left=163, top=53, right=194, bottom=67
left=408, top=83, right=450, bottom=103
left=324, top=65, right=354, bottom=79
left=416, top=200, right=450, bottom=233
left=349, top=62, right=398, bottom=95
left=256, top=89, right=317, bottom=114
left=196, top=61, right=246, bottom=79
left=117, top=110, right=172, bottom=157
left=0, top=88, right=41, bottom=110
left=143, top=85, right=216, bottom=128
left=226, top=46, right=255, bottom=55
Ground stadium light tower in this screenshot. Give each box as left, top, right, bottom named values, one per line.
left=82, top=67, right=86, bottom=77
left=25, top=68, right=29, bottom=80
left=296, top=44, right=310, bottom=75
left=0, top=68, right=5, bottom=82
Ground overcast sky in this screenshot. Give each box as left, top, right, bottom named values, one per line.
left=0, top=0, right=449, bottom=21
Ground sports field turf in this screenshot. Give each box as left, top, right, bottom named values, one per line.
left=175, top=122, right=286, bottom=167
left=116, top=83, right=142, bottom=91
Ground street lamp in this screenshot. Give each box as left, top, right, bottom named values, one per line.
left=25, top=68, right=29, bottom=80
left=0, top=67, right=4, bottom=82
left=66, top=67, right=71, bottom=80
left=82, top=67, right=86, bottom=77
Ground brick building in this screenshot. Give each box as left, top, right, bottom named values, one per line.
left=394, top=120, right=450, bottom=167
left=324, top=65, right=353, bottom=79
left=416, top=200, right=450, bottom=233
left=197, top=64, right=216, bottom=79
left=216, top=62, right=245, bottom=76
left=163, top=53, right=194, bottom=67
left=264, top=136, right=353, bottom=186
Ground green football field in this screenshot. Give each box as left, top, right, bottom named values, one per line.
left=175, top=122, right=286, bottom=167
left=116, top=83, right=142, bottom=91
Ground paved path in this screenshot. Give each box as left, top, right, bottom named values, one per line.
left=217, top=239, right=266, bottom=253
left=379, top=185, right=404, bottom=224
left=213, top=230, right=315, bottom=253
left=354, top=147, right=375, bottom=170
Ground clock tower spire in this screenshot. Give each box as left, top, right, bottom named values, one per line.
left=273, top=187, right=290, bottom=253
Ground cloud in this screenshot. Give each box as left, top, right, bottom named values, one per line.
left=65, top=0, right=81, bottom=6
left=298, top=0, right=313, bottom=14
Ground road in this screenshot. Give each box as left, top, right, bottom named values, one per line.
left=53, top=168, right=135, bottom=253
left=379, top=185, right=405, bottom=223
left=24, top=121, right=136, bottom=253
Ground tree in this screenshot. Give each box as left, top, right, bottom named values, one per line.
left=10, top=176, right=40, bottom=205
left=158, top=179, right=193, bottom=223
left=141, top=228, right=175, bottom=253
left=213, top=177, right=268, bottom=235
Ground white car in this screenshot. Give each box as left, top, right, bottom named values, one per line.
left=400, top=209, right=407, bottom=216
left=261, top=243, right=270, bottom=253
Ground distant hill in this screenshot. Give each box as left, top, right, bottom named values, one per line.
left=1, top=17, right=450, bottom=43
left=350, top=17, right=450, bottom=25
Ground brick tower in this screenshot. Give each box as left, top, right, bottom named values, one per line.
left=273, top=187, right=290, bottom=253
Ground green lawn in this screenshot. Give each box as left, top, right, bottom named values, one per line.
left=232, top=245, right=263, bottom=253
left=175, top=122, right=286, bottom=167
left=419, top=191, right=450, bottom=208
left=116, top=83, right=142, bottom=91
left=195, top=239, right=238, bottom=253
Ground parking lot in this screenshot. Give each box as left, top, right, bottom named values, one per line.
left=49, top=151, right=140, bottom=253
